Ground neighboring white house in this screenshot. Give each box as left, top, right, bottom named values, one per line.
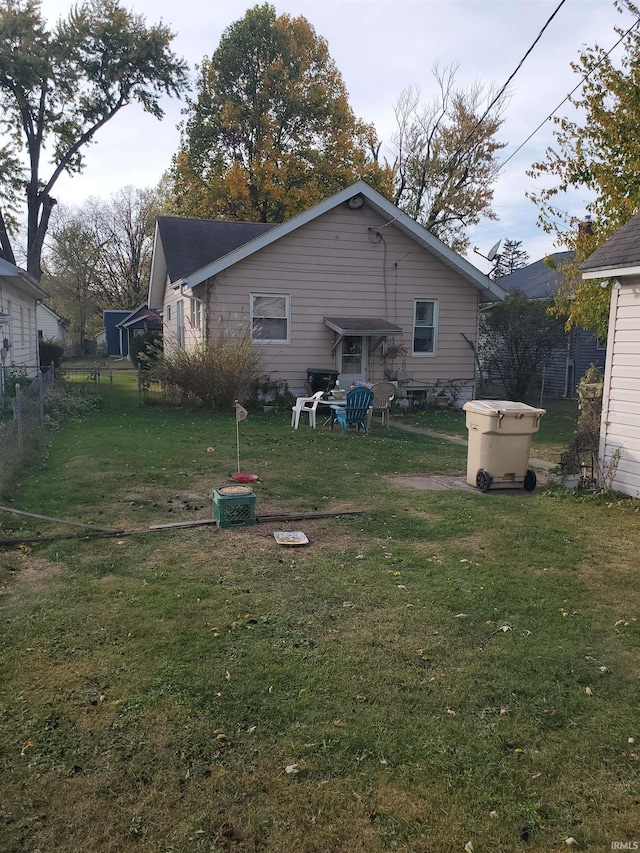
left=148, top=181, right=506, bottom=400
left=1, top=257, right=49, bottom=393
left=581, top=216, right=640, bottom=498
left=36, top=303, right=68, bottom=348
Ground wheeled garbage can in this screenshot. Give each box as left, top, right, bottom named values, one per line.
left=462, top=400, right=546, bottom=492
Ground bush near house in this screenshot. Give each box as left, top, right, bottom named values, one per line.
left=149, top=333, right=262, bottom=410
left=129, top=329, right=163, bottom=369
left=38, top=337, right=65, bottom=369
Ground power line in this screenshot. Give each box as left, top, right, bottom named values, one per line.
left=449, top=0, right=568, bottom=165
left=498, top=16, right=640, bottom=172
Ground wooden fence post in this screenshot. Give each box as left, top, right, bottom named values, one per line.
left=14, top=384, right=23, bottom=450
left=38, top=372, right=44, bottom=422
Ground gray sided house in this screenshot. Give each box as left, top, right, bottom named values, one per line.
left=496, top=252, right=606, bottom=398
left=148, top=181, right=506, bottom=401
left=581, top=215, right=640, bottom=498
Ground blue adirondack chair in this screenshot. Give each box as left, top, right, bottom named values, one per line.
left=330, top=387, right=374, bottom=434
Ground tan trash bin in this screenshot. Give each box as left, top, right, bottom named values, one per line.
left=462, top=400, right=545, bottom=492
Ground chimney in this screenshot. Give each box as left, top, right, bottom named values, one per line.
left=578, top=214, right=593, bottom=237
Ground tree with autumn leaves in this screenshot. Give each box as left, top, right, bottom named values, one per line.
left=528, top=0, right=640, bottom=339
left=169, top=4, right=392, bottom=223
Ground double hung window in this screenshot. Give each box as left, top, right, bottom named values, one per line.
left=251, top=294, right=289, bottom=342
left=413, top=300, right=438, bottom=355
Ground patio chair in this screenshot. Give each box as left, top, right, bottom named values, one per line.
left=370, top=381, right=397, bottom=427
left=330, top=386, right=374, bottom=434
left=291, top=390, right=324, bottom=429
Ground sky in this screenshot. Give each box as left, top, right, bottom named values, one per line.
left=34, top=0, right=637, bottom=273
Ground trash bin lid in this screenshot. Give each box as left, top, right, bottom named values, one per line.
left=463, top=400, right=546, bottom=416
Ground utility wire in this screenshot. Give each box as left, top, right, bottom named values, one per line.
left=499, top=15, right=640, bottom=171
left=448, top=0, right=568, bottom=166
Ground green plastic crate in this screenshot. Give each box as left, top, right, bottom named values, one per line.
left=212, top=485, right=256, bottom=528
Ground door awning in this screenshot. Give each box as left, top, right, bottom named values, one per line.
left=324, top=317, right=403, bottom=336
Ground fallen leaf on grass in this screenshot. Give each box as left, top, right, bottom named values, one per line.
left=464, top=842, right=474, bottom=853
left=565, top=838, right=578, bottom=847
left=446, top=708, right=456, bottom=716
left=585, top=687, right=593, bottom=697
left=489, top=810, right=499, bottom=819
left=454, top=613, right=469, bottom=618
left=397, top=584, right=408, bottom=590
left=20, top=740, right=33, bottom=756
left=333, top=719, right=347, bottom=728
left=285, top=763, right=299, bottom=775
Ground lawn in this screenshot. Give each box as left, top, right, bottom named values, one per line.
left=0, top=375, right=638, bottom=852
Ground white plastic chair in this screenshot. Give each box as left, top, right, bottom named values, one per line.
left=291, top=391, right=324, bottom=429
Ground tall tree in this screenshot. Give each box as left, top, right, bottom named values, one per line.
left=45, top=210, right=103, bottom=354
left=0, top=0, right=188, bottom=280
left=490, top=239, right=530, bottom=280
left=390, top=68, right=506, bottom=253
left=87, top=186, right=159, bottom=308
left=480, top=291, right=567, bottom=400
left=169, top=3, right=392, bottom=222
left=527, top=0, right=640, bottom=338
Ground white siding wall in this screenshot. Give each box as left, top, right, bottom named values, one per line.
left=183, top=206, right=480, bottom=395
left=0, top=279, right=40, bottom=378
left=599, top=278, right=640, bottom=497
left=36, top=304, right=66, bottom=344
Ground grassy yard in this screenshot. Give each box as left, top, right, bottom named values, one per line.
left=0, top=375, right=638, bottom=852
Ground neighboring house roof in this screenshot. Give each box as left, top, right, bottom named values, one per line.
left=148, top=181, right=506, bottom=309
left=117, top=303, right=162, bottom=329
left=497, top=251, right=574, bottom=298
left=580, top=212, right=640, bottom=277
left=38, top=302, right=69, bottom=326
left=0, top=257, right=49, bottom=301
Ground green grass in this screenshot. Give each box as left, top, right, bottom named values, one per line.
left=0, top=376, right=638, bottom=852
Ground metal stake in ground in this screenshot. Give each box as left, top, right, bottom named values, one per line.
left=234, top=400, right=248, bottom=473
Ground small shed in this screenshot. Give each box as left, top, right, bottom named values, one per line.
left=581, top=216, right=640, bottom=497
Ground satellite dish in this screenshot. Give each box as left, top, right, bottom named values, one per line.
left=487, top=240, right=502, bottom=262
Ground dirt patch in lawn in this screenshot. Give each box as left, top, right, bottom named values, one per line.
left=0, top=552, right=62, bottom=592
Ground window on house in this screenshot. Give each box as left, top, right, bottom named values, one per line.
left=413, top=300, right=438, bottom=354
left=176, top=300, right=184, bottom=348
left=596, top=337, right=606, bottom=351
left=251, top=294, right=289, bottom=342
left=20, top=306, right=24, bottom=346
left=190, top=298, right=202, bottom=332
left=166, top=305, right=171, bottom=323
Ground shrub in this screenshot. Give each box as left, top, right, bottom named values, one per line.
left=43, top=382, right=102, bottom=429
left=130, top=330, right=163, bottom=368
left=150, top=333, right=263, bottom=411
left=38, top=337, right=65, bottom=369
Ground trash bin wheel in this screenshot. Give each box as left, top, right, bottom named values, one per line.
left=524, top=469, right=537, bottom=492
left=476, top=470, right=492, bottom=493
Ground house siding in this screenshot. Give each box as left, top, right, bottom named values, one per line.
left=36, top=304, right=66, bottom=345
left=0, top=279, right=40, bottom=384
left=186, top=206, right=479, bottom=395
left=598, top=279, right=640, bottom=497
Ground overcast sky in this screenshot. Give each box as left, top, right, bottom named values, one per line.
left=36, top=0, right=636, bottom=272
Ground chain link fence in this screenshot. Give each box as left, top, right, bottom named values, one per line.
left=0, top=366, right=56, bottom=490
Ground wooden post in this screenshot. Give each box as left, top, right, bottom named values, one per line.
left=38, top=371, right=44, bottom=422
left=14, top=384, right=23, bottom=450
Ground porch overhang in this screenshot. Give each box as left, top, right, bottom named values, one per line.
left=324, top=317, right=403, bottom=336
left=324, top=317, right=403, bottom=354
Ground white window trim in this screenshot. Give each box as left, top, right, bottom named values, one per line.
left=412, top=298, right=438, bottom=357
left=250, top=292, right=290, bottom=344
left=176, top=299, right=185, bottom=349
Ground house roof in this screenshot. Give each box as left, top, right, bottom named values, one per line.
left=325, top=317, right=403, bottom=336
left=38, top=302, right=69, bottom=326
left=148, top=181, right=506, bottom=309
left=0, top=257, right=50, bottom=300
left=580, top=212, right=640, bottom=278
left=116, top=303, right=162, bottom=329
left=149, top=217, right=275, bottom=307
left=497, top=251, right=574, bottom=298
